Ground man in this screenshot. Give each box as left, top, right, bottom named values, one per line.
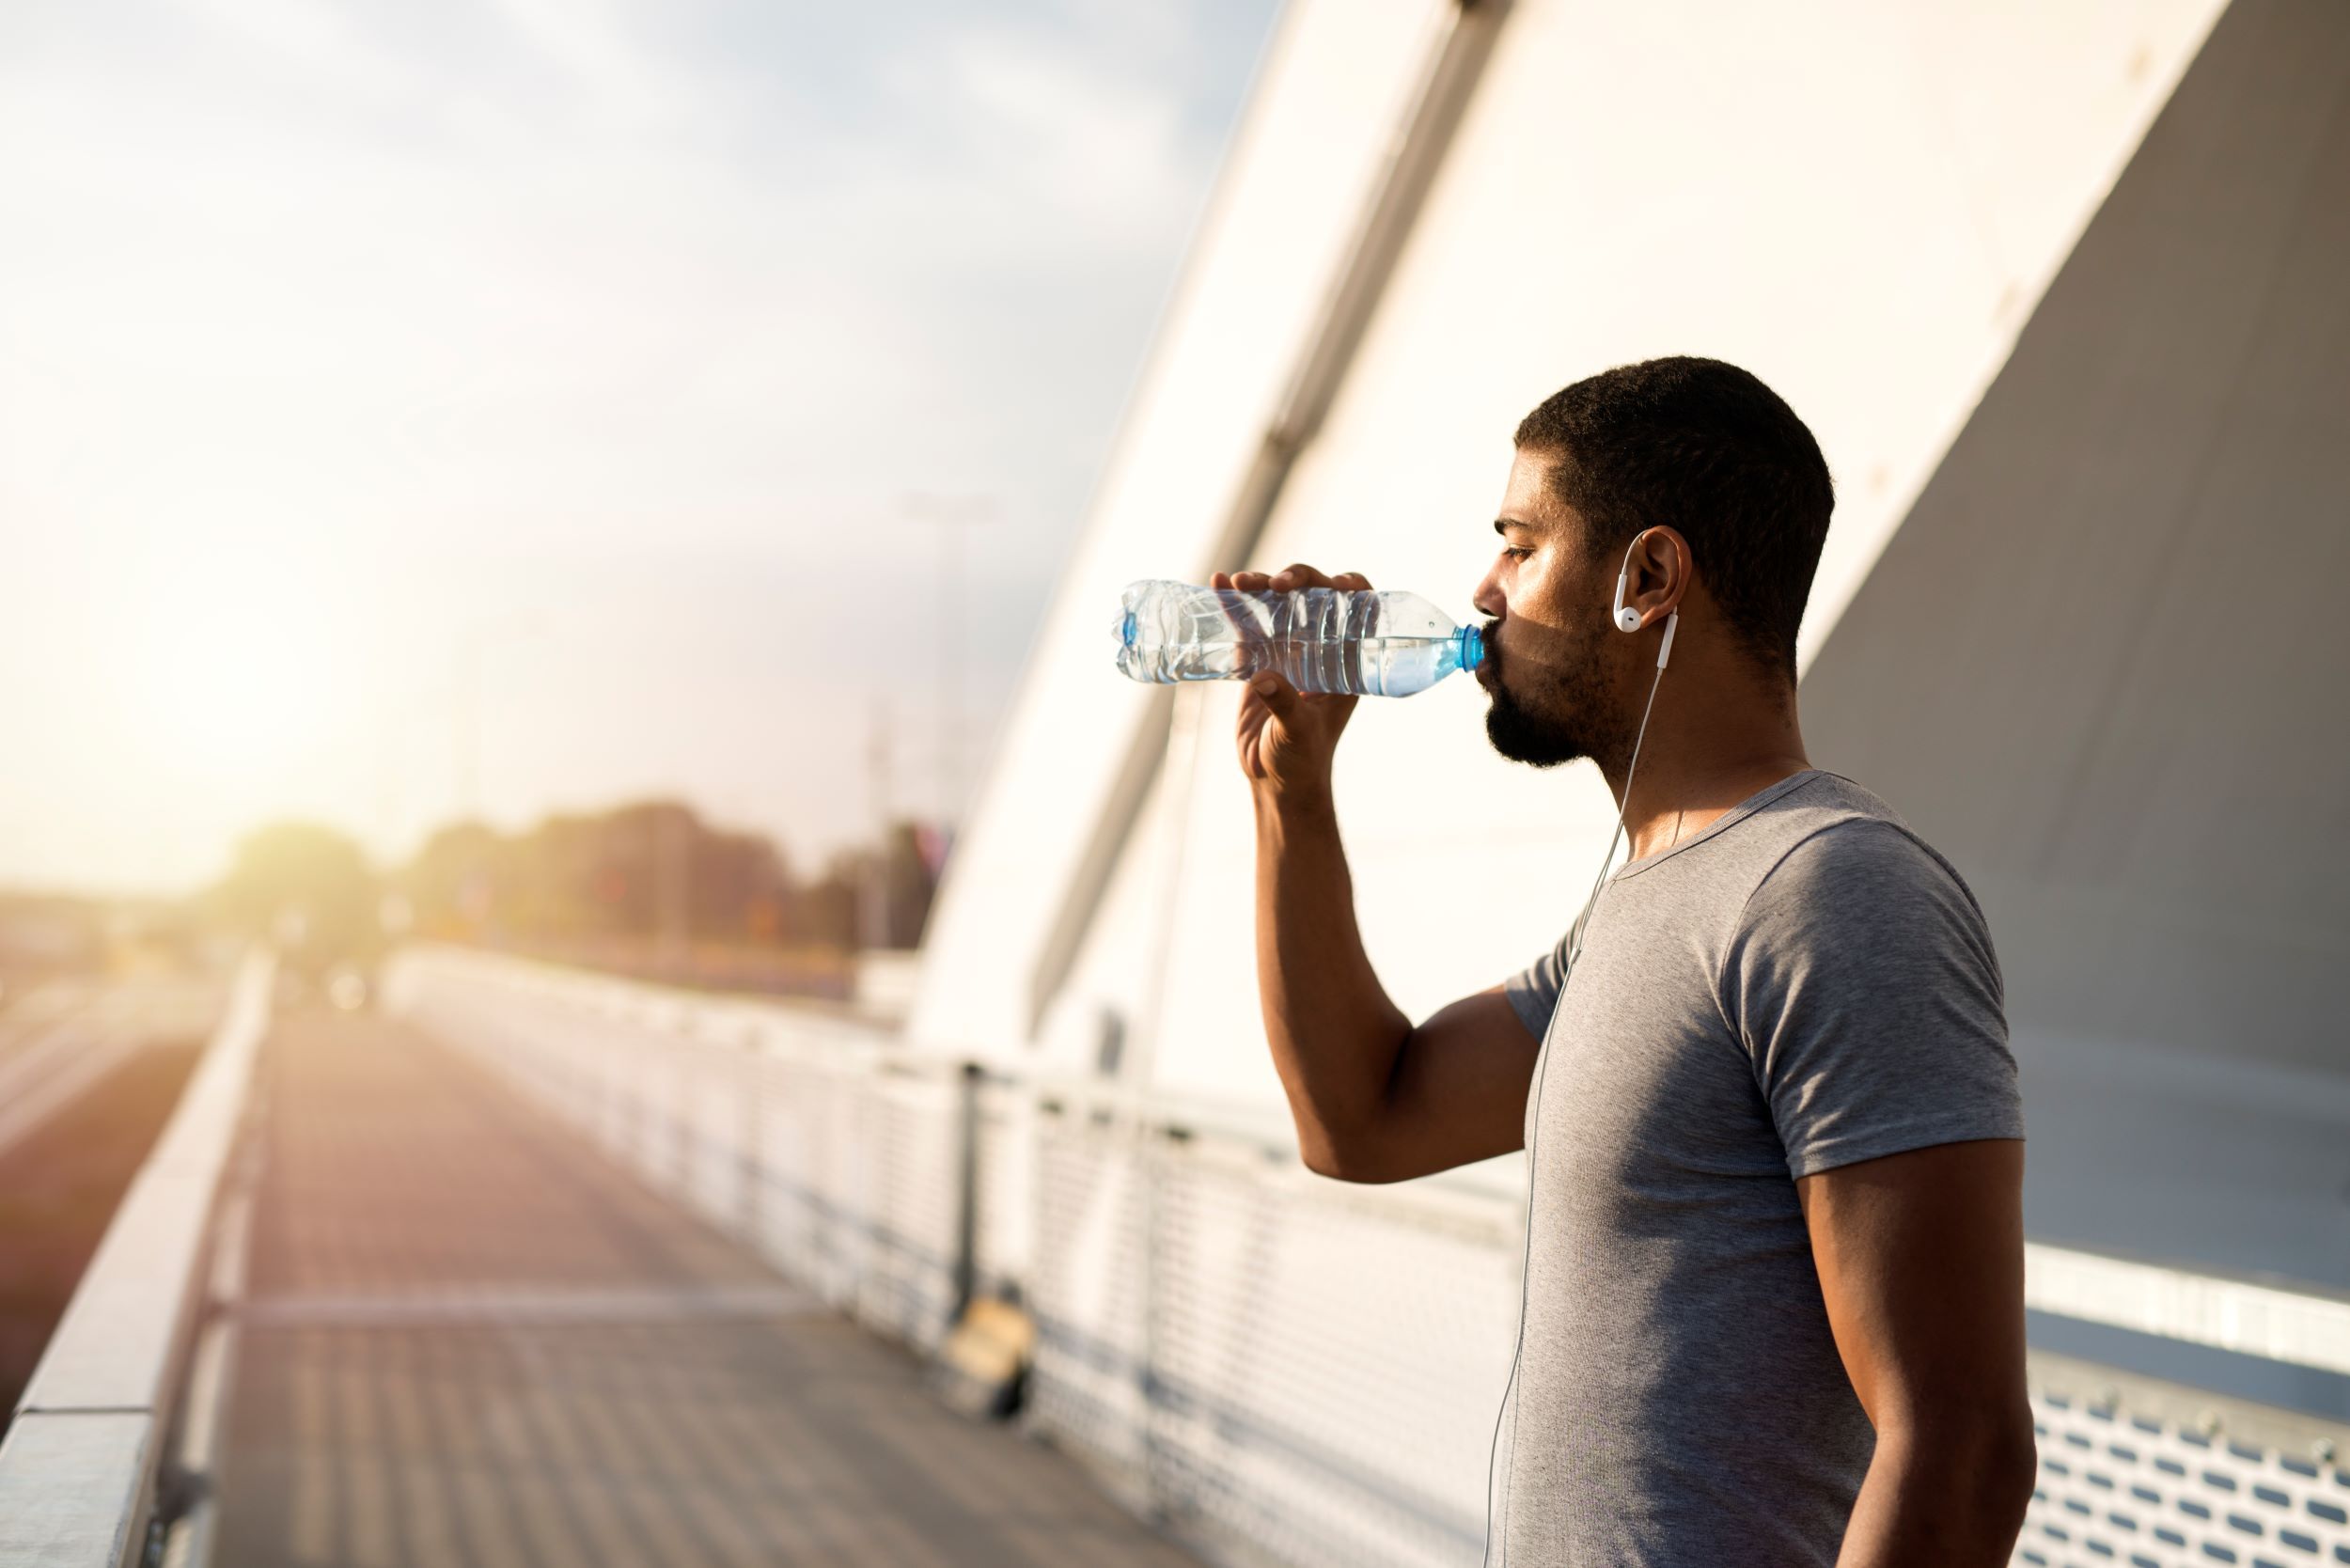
left=1210, top=357, right=2036, bottom=1566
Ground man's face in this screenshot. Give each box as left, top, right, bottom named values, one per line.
left=1470, top=447, right=1629, bottom=769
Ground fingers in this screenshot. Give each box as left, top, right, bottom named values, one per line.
left=1213, top=565, right=1370, bottom=668
left=1226, top=564, right=1373, bottom=592
left=1247, top=668, right=1299, bottom=716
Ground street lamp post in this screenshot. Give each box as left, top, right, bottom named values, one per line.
left=453, top=616, right=540, bottom=824
left=900, top=494, right=995, bottom=832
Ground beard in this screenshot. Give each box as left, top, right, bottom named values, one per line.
left=1480, top=615, right=1629, bottom=770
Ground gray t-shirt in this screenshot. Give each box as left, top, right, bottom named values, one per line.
left=1492, top=769, right=2023, bottom=1566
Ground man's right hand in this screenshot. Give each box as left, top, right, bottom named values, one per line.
left=1210, top=563, right=1371, bottom=804
left=1225, top=561, right=1543, bottom=1184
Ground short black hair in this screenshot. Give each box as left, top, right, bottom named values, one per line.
left=1513, top=356, right=1833, bottom=677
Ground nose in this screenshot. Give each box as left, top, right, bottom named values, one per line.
left=1472, top=563, right=1505, bottom=621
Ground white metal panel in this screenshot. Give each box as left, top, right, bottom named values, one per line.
left=909, top=0, right=1462, bottom=1058
left=2019, top=1026, right=2350, bottom=1303
left=1130, top=0, right=2228, bottom=1107
left=1788, top=0, right=2350, bottom=1366
left=1029, top=733, right=1182, bottom=1080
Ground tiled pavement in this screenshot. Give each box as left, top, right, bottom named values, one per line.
left=212, top=1008, right=1206, bottom=1568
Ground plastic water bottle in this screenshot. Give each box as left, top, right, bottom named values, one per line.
left=1111, top=579, right=1485, bottom=698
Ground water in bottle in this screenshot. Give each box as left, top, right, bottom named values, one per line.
left=1111, top=579, right=1484, bottom=698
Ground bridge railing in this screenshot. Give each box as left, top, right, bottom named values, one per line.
left=383, top=943, right=2350, bottom=1568
left=0, top=951, right=274, bottom=1568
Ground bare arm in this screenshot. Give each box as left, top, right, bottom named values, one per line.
left=1798, top=1138, right=2039, bottom=1566
left=1219, top=562, right=1542, bottom=1184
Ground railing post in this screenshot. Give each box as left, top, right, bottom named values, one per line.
left=739, top=1029, right=763, bottom=1241
left=951, top=1060, right=982, bottom=1321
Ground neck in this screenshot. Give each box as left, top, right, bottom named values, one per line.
left=1600, top=660, right=1811, bottom=863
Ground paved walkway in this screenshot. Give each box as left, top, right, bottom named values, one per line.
left=214, top=1007, right=1205, bottom=1568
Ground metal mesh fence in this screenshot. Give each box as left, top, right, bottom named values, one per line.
left=384, top=947, right=2350, bottom=1568
left=1136, top=1128, right=1520, bottom=1568
left=1029, top=1110, right=1157, bottom=1488
left=2020, top=1381, right=2349, bottom=1567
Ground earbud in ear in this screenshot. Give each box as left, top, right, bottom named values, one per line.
left=1615, top=604, right=1642, bottom=633
left=1611, top=569, right=1640, bottom=634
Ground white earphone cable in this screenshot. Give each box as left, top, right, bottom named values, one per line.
left=1478, top=597, right=1671, bottom=1567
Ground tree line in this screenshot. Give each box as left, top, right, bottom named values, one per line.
left=201, top=802, right=942, bottom=997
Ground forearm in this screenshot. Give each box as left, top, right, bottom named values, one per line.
left=1251, top=783, right=1412, bottom=1171
left=1835, top=1421, right=2036, bottom=1568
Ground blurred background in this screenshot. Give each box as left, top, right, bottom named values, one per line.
left=0, top=0, right=1278, bottom=964
left=3, top=3, right=2346, bottom=1567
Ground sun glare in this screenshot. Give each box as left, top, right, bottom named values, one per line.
left=118, top=556, right=353, bottom=791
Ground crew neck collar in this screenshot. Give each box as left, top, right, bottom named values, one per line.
left=1607, top=768, right=1826, bottom=882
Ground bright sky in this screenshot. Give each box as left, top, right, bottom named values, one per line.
left=0, top=0, right=1277, bottom=897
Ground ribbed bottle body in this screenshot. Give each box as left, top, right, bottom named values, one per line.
left=1112, top=580, right=1481, bottom=698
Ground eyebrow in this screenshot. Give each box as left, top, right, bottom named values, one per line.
left=1495, top=516, right=1540, bottom=535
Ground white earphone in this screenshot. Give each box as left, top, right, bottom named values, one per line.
left=1613, top=531, right=1681, bottom=666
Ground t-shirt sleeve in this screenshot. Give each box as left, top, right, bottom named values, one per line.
left=1720, top=818, right=2024, bottom=1179
left=1502, top=928, right=1571, bottom=1042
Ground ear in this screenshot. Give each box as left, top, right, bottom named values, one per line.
left=1622, top=525, right=1694, bottom=627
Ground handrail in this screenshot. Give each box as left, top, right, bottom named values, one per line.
left=410, top=940, right=1525, bottom=1206
left=0, top=949, right=274, bottom=1568
left=410, top=941, right=2350, bottom=1379
left=2024, top=1238, right=2350, bottom=1377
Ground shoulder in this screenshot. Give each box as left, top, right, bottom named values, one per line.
left=1716, top=777, right=2002, bottom=1010
left=1738, top=775, right=1986, bottom=929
